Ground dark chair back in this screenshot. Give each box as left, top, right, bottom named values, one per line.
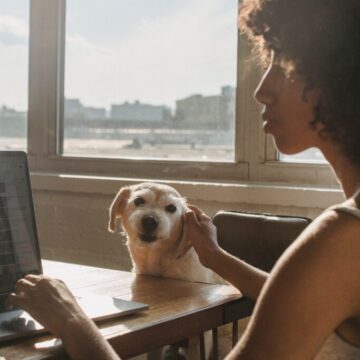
left=213, top=211, right=311, bottom=272
left=198, top=211, right=312, bottom=359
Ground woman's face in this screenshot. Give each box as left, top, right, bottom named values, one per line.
left=254, top=53, right=321, bottom=155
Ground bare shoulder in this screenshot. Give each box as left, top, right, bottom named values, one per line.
left=270, top=208, right=360, bottom=313
left=299, top=206, right=360, bottom=256
left=279, top=206, right=360, bottom=274
left=228, top=209, right=360, bottom=359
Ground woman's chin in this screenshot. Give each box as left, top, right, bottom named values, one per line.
left=272, top=138, right=306, bottom=155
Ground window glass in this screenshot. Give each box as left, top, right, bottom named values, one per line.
left=63, top=0, right=237, bottom=161
left=279, top=148, right=327, bottom=163
left=0, top=1, right=29, bottom=151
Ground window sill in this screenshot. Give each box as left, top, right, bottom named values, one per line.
left=30, top=172, right=343, bottom=209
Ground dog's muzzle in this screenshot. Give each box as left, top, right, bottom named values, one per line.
left=139, top=215, right=159, bottom=243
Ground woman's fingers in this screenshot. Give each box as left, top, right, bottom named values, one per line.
left=185, top=208, right=215, bottom=242
left=185, top=210, right=203, bottom=233
left=4, top=274, right=87, bottom=338
left=187, top=203, right=202, bottom=213
left=15, top=278, right=35, bottom=293
left=5, top=292, right=27, bottom=309
left=183, top=206, right=219, bottom=269
left=185, top=208, right=198, bottom=221
left=187, top=204, right=212, bottom=223
left=6, top=278, right=36, bottom=310
left=187, top=204, right=203, bottom=214
left=24, top=274, right=42, bottom=283
left=7, top=276, right=52, bottom=310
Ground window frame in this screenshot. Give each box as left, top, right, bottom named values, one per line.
left=27, top=0, right=338, bottom=188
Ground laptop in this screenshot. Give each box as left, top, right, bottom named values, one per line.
left=0, top=151, right=148, bottom=342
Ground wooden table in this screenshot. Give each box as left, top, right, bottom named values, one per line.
left=0, top=260, right=252, bottom=359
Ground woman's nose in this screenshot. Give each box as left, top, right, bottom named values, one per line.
left=254, top=66, right=276, bottom=106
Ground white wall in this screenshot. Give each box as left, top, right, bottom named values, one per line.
left=32, top=174, right=344, bottom=271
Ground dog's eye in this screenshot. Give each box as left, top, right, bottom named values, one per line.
left=165, top=204, right=177, bottom=213
left=134, top=197, right=145, bottom=206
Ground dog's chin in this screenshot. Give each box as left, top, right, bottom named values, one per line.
left=139, top=233, right=157, bottom=243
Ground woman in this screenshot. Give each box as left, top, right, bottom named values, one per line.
left=6, top=0, right=360, bottom=358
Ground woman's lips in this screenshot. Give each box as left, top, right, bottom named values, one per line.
left=261, top=112, right=277, bottom=132
left=262, top=116, right=275, bottom=132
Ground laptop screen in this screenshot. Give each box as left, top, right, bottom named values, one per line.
left=0, top=151, right=42, bottom=311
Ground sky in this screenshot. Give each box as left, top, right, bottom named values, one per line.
left=0, top=1, right=29, bottom=111
left=0, top=0, right=238, bottom=111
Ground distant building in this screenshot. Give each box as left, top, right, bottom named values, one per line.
left=174, top=86, right=235, bottom=129
left=110, top=100, right=171, bottom=122
left=82, top=107, right=106, bottom=120
left=0, top=106, right=27, bottom=137
left=64, top=99, right=106, bottom=120
left=0, top=105, right=26, bottom=118
left=64, top=99, right=82, bottom=115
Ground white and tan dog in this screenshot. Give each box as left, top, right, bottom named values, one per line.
left=108, top=182, right=224, bottom=284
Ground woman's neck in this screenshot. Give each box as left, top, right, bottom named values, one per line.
left=323, top=146, right=360, bottom=199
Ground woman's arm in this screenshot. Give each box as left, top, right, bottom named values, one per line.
left=185, top=206, right=268, bottom=300
left=207, top=248, right=268, bottom=300
left=226, top=210, right=360, bottom=359
left=6, top=275, right=120, bottom=360
left=59, top=317, right=120, bottom=360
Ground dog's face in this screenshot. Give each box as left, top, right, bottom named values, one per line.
left=108, top=183, right=189, bottom=255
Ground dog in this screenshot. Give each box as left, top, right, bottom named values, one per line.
left=108, top=182, right=224, bottom=284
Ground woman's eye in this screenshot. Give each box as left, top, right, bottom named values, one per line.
left=165, top=204, right=177, bottom=213
left=134, top=197, right=145, bottom=206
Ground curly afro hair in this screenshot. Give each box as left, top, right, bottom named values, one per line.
left=239, top=0, right=360, bottom=166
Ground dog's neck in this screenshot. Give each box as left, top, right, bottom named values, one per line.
left=129, top=243, right=179, bottom=276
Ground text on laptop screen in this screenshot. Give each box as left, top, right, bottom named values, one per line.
left=0, top=152, right=41, bottom=301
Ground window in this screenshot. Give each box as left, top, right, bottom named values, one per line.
left=23, top=0, right=336, bottom=188
left=0, top=1, right=29, bottom=151
left=279, top=148, right=326, bottom=163
left=63, top=0, right=237, bottom=161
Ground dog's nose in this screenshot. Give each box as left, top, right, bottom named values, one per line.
left=142, top=215, right=159, bottom=232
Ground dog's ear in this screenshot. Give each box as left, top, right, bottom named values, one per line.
left=175, top=214, right=192, bottom=259
left=108, top=187, right=131, bottom=233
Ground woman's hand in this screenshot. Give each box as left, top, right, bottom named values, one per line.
left=184, top=204, right=221, bottom=268
left=6, top=275, right=120, bottom=359
left=5, top=274, right=89, bottom=338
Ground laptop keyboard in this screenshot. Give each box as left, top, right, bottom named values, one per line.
left=0, top=293, right=9, bottom=313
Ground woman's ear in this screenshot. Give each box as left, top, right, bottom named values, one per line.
left=108, top=187, right=131, bottom=233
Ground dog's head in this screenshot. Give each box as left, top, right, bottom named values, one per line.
left=108, top=182, right=190, bottom=258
